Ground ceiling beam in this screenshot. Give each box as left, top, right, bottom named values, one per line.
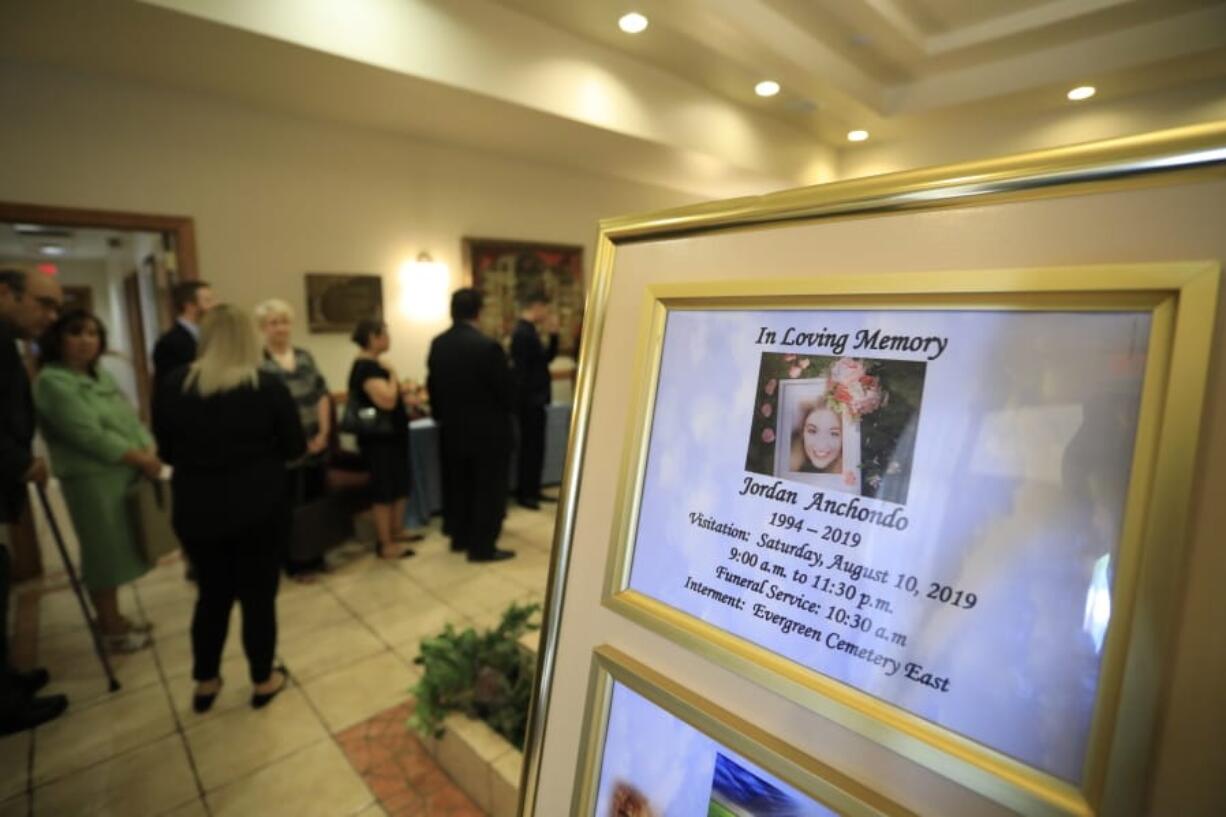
left=889, top=3, right=1226, bottom=114
left=926, top=0, right=1136, bottom=55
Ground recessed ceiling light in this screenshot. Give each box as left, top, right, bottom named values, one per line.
left=847, top=130, right=869, bottom=142
left=39, top=244, right=67, bottom=256
left=755, top=80, right=781, bottom=97
left=1067, top=85, right=1096, bottom=101
left=618, top=12, right=648, bottom=34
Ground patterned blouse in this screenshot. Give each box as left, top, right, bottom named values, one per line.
left=260, top=347, right=328, bottom=442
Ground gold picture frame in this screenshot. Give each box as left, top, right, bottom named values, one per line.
left=573, top=645, right=917, bottom=817
left=517, top=121, right=1226, bottom=817
left=597, top=263, right=1216, bottom=817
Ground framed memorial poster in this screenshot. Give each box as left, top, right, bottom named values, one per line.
left=520, top=123, right=1226, bottom=817
left=573, top=645, right=914, bottom=817
left=602, top=267, right=1215, bottom=815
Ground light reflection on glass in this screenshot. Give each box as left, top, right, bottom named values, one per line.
left=1083, top=554, right=1112, bottom=653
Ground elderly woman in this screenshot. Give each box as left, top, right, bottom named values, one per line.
left=253, top=299, right=331, bottom=581
left=33, top=310, right=161, bottom=653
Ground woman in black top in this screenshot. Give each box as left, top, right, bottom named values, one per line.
left=153, top=305, right=306, bottom=712
left=346, top=319, right=413, bottom=559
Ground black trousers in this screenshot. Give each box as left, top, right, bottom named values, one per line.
left=0, top=544, right=17, bottom=716
left=0, top=543, right=10, bottom=673
left=516, top=405, right=546, bottom=503
left=183, top=516, right=282, bottom=684
left=443, top=442, right=509, bottom=559
left=284, top=464, right=326, bottom=576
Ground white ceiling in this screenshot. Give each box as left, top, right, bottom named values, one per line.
left=491, top=0, right=1226, bottom=142
left=2, top=0, right=1224, bottom=197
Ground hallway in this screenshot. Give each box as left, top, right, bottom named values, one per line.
left=1, top=506, right=554, bottom=816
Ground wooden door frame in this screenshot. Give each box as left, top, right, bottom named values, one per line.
left=1, top=201, right=198, bottom=581
left=0, top=200, right=199, bottom=281
left=122, top=272, right=153, bottom=424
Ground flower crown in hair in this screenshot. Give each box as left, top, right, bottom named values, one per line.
left=824, top=358, right=887, bottom=420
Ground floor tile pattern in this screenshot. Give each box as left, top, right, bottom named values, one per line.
left=0, top=501, right=555, bottom=816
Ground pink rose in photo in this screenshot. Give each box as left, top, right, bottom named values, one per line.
left=782, top=354, right=797, bottom=362
left=761, top=428, right=775, bottom=444
left=788, top=365, right=802, bottom=378
left=760, top=403, right=773, bottom=418
left=799, top=358, right=811, bottom=369
left=849, top=376, right=883, bottom=416
left=764, top=378, right=777, bottom=395
left=843, top=470, right=858, bottom=487
left=828, top=364, right=884, bottom=418
left=830, top=357, right=867, bottom=385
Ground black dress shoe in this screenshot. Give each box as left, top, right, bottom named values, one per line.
left=14, top=668, right=50, bottom=697
left=468, top=549, right=516, bottom=563
left=251, top=666, right=290, bottom=709
left=517, top=500, right=541, bottom=510
left=0, top=694, right=68, bottom=736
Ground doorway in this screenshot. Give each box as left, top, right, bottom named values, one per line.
left=0, top=201, right=198, bottom=580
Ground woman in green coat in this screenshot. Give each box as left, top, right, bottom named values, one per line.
left=34, top=309, right=164, bottom=653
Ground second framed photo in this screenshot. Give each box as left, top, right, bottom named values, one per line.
left=573, top=645, right=914, bottom=817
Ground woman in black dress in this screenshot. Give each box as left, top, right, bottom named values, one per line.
left=347, top=319, right=413, bottom=559
left=153, top=304, right=306, bottom=712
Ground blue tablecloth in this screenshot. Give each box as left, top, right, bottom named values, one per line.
left=404, top=403, right=572, bottom=528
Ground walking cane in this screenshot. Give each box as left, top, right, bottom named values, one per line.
left=34, top=483, right=121, bottom=693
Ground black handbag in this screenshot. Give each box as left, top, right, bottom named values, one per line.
left=339, top=398, right=397, bottom=436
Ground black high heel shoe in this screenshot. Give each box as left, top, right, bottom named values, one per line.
left=193, top=678, right=223, bottom=714
left=251, top=666, right=290, bottom=710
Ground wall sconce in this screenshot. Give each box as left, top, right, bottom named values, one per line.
left=399, top=252, right=450, bottom=321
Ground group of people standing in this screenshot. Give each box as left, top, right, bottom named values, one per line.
left=1, top=267, right=561, bottom=734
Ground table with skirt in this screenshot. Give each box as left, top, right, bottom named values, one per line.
left=402, top=403, right=572, bottom=529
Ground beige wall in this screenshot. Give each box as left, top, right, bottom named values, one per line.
left=0, top=61, right=694, bottom=389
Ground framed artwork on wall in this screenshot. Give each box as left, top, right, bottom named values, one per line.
left=462, top=237, right=584, bottom=356
left=305, top=273, right=384, bottom=334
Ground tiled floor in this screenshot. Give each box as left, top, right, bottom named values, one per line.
left=1, top=503, right=555, bottom=817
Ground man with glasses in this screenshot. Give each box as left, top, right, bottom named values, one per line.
left=0, top=266, right=68, bottom=734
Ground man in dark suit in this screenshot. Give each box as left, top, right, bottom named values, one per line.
left=152, top=280, right=215, bottom=582
left=427, top=289, right=515, bottom=563
left=0, top=267, right=69, bottom=735
left=152, top=280, right=215, bottom=393
left=509, top=290, right=558, bottom=510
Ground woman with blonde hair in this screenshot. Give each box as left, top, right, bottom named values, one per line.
left=153, top=304, right=305, bottom=712
left=254, top=298, right=331, bottom=581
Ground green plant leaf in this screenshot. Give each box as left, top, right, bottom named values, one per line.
left=408, top=601, right=542, bottom=750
